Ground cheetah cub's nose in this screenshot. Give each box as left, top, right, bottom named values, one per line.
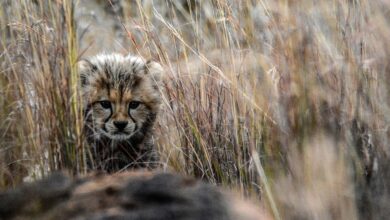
left=114, top=121, right=128, bottom=131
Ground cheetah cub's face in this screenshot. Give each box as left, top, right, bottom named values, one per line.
left=79, top=54, right=162, bottom=141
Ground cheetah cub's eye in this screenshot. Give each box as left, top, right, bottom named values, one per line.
left=129, top=101, right=141, bottom=109
left=99, top=100, right=111, bottom=109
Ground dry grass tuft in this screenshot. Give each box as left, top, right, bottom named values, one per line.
left=0, top=0, right=84, bottom=183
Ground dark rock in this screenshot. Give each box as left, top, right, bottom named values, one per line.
left=0, top=172, right=266, bottom=220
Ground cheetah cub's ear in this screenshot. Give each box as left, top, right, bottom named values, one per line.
left=126, top=54, right=163, bottom=83
left=77, top=59, right=97, bottom=87
left=145, top=60, right=163, bottom=83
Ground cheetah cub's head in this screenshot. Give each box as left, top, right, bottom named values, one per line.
left=79, top=54, right=163, bottom=141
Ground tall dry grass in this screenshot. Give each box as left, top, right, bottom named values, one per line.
left=1, top=0, right=390, bottom=219
left=0, top=0, right=84, bottom=184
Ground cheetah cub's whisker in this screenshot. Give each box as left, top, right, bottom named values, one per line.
left=79, top=53, right=163, bottom=172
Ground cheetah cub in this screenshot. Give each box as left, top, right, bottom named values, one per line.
left=79, top=53, right=163, bottom=172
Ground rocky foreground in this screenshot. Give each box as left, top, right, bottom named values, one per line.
left=0, top=172, right=267, bottom=220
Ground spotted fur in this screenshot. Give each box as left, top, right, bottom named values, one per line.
left=79, top=53, right=163, bottom=172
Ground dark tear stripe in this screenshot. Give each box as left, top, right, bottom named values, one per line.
left=103, top=105, right=113, bottom=131
left=104, top=109, right=113, bottom=123
left=129, top=112, right=138, bottom=131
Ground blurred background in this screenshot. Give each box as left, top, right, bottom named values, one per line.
left=1, top=0, right=390, bottom=219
